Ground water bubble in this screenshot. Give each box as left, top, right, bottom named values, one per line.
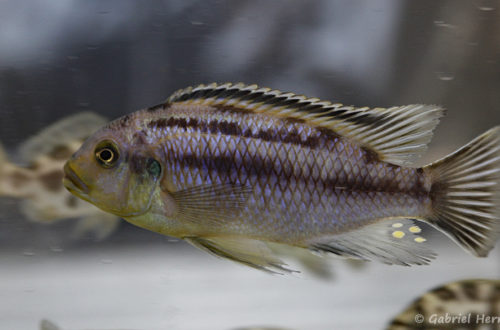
left=477, top=0, right=496, bottom=11
left=23, top=250, right=35, bottom=257
left=50, top=246, right=64, bottom=253
left=436, top=72, right=455, bottom=81
left=433, top=20, right=456, bottom=29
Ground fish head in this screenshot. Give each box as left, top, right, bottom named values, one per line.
left=63, top=125, right=163, bottom=218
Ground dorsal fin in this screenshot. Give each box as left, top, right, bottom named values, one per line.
left=167, top=83, right=444, bottom=165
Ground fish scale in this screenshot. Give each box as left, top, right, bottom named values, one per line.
left=156, top=104, right=430, bottom=243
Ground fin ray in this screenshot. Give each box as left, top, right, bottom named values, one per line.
left=167, top=183, right=252, bottom=225
left=424, top=126, right=500, bottom=257
left=308, top=219, right=435, bottom=266
left=168, top=83, right=444, bottom=165
left=185, top=236, right=296, bottom=274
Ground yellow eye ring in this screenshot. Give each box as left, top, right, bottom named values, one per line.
left=95, top=142, right=119, bottom=168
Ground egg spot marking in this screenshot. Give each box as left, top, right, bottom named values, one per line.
left=409, top=226, right=422, bottom=233
left=392, top=231, right=405, bottom=239
left=392, top=223, right=403, bottom=228
left=414, top=237, right=426, bottom=243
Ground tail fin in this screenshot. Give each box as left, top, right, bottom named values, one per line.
left=424, top=127, right=500, bottom=257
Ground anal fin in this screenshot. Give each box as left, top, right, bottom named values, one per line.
left=185, top=236, right=297, bottom=274
left=309, top=219, right=435, bottom=266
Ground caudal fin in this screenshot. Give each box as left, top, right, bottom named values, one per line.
left=424, top=127, right=500, bottom=257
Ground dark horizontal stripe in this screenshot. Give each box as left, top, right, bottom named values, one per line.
left=171, top=151, right=427, bottom=197
left=153, top=116, right=427, bottom=196
left=168, top=85, right=392, bottom=128
left=362, top=146, right=380, bottom=163
left=148, top=115, right=337, bottom=150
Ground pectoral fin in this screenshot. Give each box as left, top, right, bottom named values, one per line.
left=185, top=236, right=297, bottom=274
left=167, top=183, right=252, bottom=225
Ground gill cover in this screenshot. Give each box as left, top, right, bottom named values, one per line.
left=112, top=153, right=163, bottom=217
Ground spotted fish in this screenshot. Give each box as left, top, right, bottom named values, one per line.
left=388, top=279, right=500, bottom=330
left=63, top=83, right=500, bottom=272
left=0, top=112, right=120, bottom=240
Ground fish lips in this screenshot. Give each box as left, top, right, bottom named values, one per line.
left=63, top=162, right=90, bottom=196
left=62, top=162, right=152, bottom=218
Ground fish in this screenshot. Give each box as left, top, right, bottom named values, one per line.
left=63, top=82, right=500, bottom=272
left=0, top=112, right=120, bottom=240
left=387, top=279, right=500, bottom=330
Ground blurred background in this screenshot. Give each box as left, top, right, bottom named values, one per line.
left=0, top=1, right=499, bottom=329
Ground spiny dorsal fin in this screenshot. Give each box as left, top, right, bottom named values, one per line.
left=168, top=83, right=444, bottom=165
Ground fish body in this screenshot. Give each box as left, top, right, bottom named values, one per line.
left=64, top=83, right=500, bottom=271
left=0, top=112, right=120, bottom=240
left=128, top=103, right=429, bottom=241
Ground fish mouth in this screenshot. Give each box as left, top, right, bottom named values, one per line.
left=63, top=162, right=90, bottom=195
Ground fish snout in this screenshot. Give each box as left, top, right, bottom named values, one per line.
left=63, top=162, right=90, bottom=194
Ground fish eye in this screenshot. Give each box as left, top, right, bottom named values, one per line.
left=95, top=142, right=119, bottom=168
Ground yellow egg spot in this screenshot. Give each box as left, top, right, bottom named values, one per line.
left=409, top=226, right=422, bottom=233
left=392, top=231, right=405, bottom=239
left=414, top=237, right=427, bottom=243
left=392, top=223, right=403, bottom=228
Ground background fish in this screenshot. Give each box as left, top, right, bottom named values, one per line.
left=387, top=279, right=500, bottom=330
left=0, top=112, right=120, bottom=240
left=63, top=83, right=500, bottom=272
